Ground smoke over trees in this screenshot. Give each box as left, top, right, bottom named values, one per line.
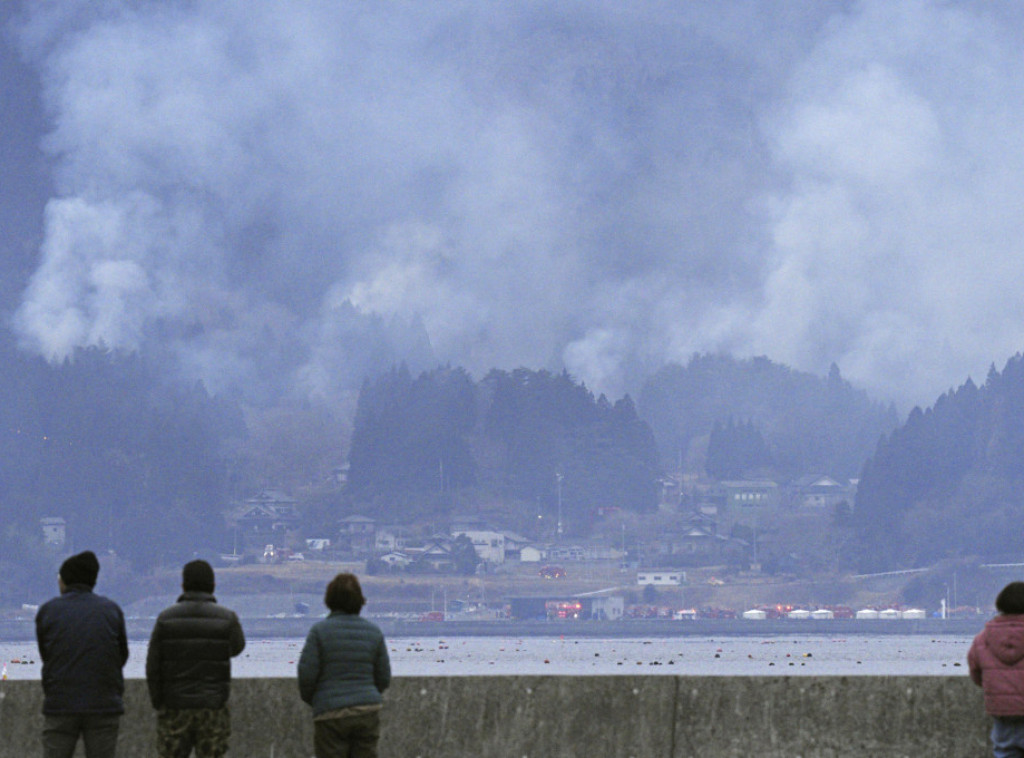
left=638, top=355, right=898, bottom=479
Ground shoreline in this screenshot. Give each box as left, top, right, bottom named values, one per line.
left=0, top=616, right=988, bottom=641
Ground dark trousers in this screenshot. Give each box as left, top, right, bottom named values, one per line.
left=313, top=711, right=381, bottom=758
left=42, top=713, right=120, bottom=758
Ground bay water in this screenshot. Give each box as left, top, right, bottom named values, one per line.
left=0, top=635, right=974, bottom=679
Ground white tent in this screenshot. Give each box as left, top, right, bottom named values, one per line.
left=810, top=609, right=834, bottom=619
left=742, top=609, right=767, bottom=620
left=788, top=609, right=811, bottom=619
left=901, top=608, right=926, bottom=620
left=878, top=608, right=901, bottom=619
left=855, top=609, right=879, bottom=619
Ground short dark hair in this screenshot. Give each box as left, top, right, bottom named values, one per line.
left=996, top=582, right=1024, bottom=614
left=324, top=572, right=366, bottom=614
left=182, top=559, right=215, bottom=593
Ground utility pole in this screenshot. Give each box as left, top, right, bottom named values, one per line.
left=556, top=472, right=564, bottom=539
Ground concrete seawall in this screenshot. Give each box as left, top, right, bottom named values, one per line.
left=0, top=676, right=991, bottom=757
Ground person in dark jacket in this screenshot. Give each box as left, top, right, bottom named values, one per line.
left=35, top=550, right=129, bottom=758
left=969, top=581, right=1024, bottom=757
left=298, top=572, right=391, bottom=758
left=146, top=559, right=245, bottom=758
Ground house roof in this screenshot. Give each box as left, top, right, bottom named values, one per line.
left=501, top=531, right=532, bottom=544
left=792, top=474, right=843, bottom=488
left=720, top=479, right=778, bottom=489
left=246, top=489, right=297, bottom=504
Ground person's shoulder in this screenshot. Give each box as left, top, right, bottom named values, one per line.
left=35, top=595, right=62, bottom=618
left=352, top=615, right=385, bottom=636
left=91, top=593, right=125, bottom=616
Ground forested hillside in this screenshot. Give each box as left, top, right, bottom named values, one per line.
left=638, top=355, right=899, bottom=478
left=345, top=366, right=661, bottom=531
left=853, top=354, right=1024, bottom=572
left=0, top=335, right=246, bottom=599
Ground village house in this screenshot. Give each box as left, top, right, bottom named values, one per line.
left=375, top=524, right=412, bottom=553
left=636, top=569, right=686, bottom=586
left=378, top=551, right=412, bottom=569
left=230, top=490, right=300, bottom=536
left=790, top=475, right=856, bottom=509
left=339, top=514, right=377, bottom=536
left=405, top=537, right=456, bottom=572
left=548, top=544, right=586, bottom=562
left=500, top=531, right=533, bottom=561
left=40, top=517, right=66, bottom=548
left=667, top=526, right=737, bottom=563
left=336, top=514, right=377, bottom=555
left=720, top=479, right=780, bottom=512
left=519, top=545, right=545, bottom=563
left=452, top=529, right=506, bottom=565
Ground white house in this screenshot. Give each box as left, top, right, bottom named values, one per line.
left=520, top=545, right=545, bottom=563
left=636, top=569, right=686, bottom=586
left=453, top=530, right=506, bottom=564
left=501, top=531, right=533, bottom=560
left=338, top=514, right=377, bottom=536
left=375, top=526, right=411, bottom=552
left=590, top=596, right=625, bottom=620
left=379, top=551, right=412, bottom=569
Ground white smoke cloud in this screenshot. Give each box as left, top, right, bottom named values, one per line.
left=746, top=0, right=1024, bottom=403
left=12, top=0, right=1024, bottom=408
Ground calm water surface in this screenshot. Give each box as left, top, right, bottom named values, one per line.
left=0, top=635, right=974, bottom=679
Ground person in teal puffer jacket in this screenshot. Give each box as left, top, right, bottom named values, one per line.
left=298, top=572, right=391, bottom=758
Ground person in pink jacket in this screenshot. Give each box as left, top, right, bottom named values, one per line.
left=969, top=582, right=1024, bottom=757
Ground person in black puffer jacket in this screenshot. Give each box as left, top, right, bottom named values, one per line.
left=146, top=560, right=245, bottom=758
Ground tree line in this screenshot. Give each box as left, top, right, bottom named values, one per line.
left=345, top=366, right=661, bottom=532
left=0, top=336, right=246, bottom=600
left=852, top=355, right=1024, bottom=572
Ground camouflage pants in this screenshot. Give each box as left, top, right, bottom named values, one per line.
left=156, top=706, right=231, bottom=758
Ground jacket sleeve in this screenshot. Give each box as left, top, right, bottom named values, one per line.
left=374, top=635, right=392, bottom=694
left=229, top=613, right=246, bottom=657
left=116, top=606, right=129, bottom=666
left=34, top=606, right=49, bottom=662
left=967, top=637, right=983, bottom=687
left=297, top=627, right=320, bottom=705
left=146, top=620, right=163, bottom=709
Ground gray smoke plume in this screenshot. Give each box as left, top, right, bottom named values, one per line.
left=10, top=1, right=1024, bottom=408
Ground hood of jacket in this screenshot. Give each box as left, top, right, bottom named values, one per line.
left=985, top=615, right=1024, bottom=666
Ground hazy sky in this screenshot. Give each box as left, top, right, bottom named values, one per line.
left=3, top=0, right=1024, bottom=409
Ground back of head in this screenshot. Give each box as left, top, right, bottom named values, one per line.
left=324, top=572, right=366, bottom=614
left=182, top=559, right=215, bottom=593
left=59, top=550, right=100, bottom=588
left=996, top=582, right=1024, bottom=614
